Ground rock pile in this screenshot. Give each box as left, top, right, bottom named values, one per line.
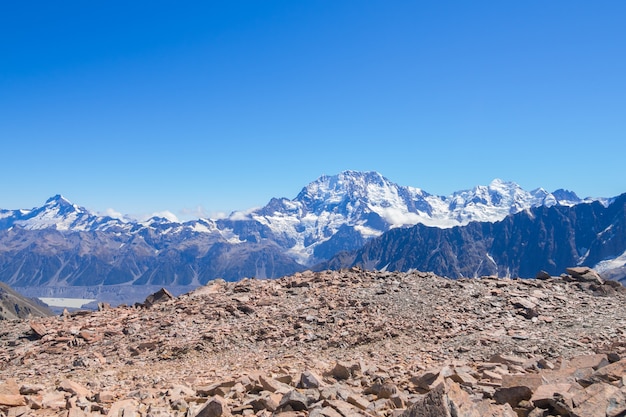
left=0, top=268, right=625, bottom=416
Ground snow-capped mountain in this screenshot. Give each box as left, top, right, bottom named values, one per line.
left=0, top=170, right=617, bottom=301
left=324, top=192, right=626, bottom=285
left=222, top=171, right=604, bottom=264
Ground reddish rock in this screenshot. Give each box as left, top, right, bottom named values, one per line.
left=59, top=379, right=93, bottom=399
left=0, top=394, right=26, bottom=407
left=591, top=358, right=626, bottom=383
left=401, top=381, right=516, bottom=417
left=571, top=382, right=625, bottom=417
left=106, top=398, right=139, bottom=417
left=501, top=374, right=543, bottom=391
left=29, top=321, right=48, bottom=338
left=567, top=354, right=608, bottom=370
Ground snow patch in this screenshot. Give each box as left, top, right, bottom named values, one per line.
left=594, top=250, right=626, bottom=273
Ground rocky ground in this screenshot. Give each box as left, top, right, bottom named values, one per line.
left=1, top=267, right=625, bottom=416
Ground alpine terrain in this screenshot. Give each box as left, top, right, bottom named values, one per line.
left=0, top=171, right=621, bottom=305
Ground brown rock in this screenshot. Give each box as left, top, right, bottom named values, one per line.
left=535, top=270, right=552, bottom=280
left=571, top=382, right=625, bottom=417
left=66, top=408, right=88, bottom=417
left=142, top=287, right=174, bottom=308
left=59, top=379, right=93, bottom=399
left=0, top=379, right=20, bottom=396
left=247, top=392, right=281, bottom=412
left=449, top=371, right=478, bottom=387
left=96, top=391, right=116, bottom=403
left=489, top=354, right=527, bottom=367
left=326, top=399, right=362, bottom=417
left=195, top=396, right=230, bottom=417
left=19, top=383, right=45, bottom=395
left=0, top=394, right=26, bottom=407
left=590, top=358, right=626, bottom=383
left=106, top=398, right=139, bottom=417
left=312, top=406, right=343, bottom=417
left=378, top=383, right=398, bottom=399
left=411, top=369, right=445, bottom=391
left=567, top=354, right=608, bottom=370
left=298, top=370, right=322, bottom=389
left=42, top=391, right=67, bottom=410
left=278, top=390, right=309, bottom=412
left=330, top=362, right=353, bottom=380
left=566, top=266, right=605, bottom=284
left=29, top=321, right=48, bottom=338
left=494, top=386, right=533, bottom=408
left=259, top=375, right=291, bottom=393
left=346, top=392, right=370, bottom=410
left=530, top=383, right=576, bottom=409
left=6, top=405, right=31, bottom=416
left=401, top=381, right=516, bottom=417
left=501, top=374, right=543, bottom=391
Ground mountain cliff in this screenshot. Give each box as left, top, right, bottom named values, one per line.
left=0, top=282, right=53, bottom=320
left=322, top=193, right=626, bottom=283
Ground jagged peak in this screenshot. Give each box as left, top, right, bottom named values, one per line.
left=299, top=171, right=392, bottom=196
left=552, top=189, right=581, bottom=202
left=44, top=194, right=73, bottom=206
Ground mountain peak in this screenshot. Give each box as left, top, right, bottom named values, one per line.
left=296, top=170, right=394, bottom=204
left=488, top=178, right=516, bottom=188
left=45, top=194, right=73, bottom=206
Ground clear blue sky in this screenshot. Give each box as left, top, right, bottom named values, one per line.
left=2, top=1, right=625, bottom=220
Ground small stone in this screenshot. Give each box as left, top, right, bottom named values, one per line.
left=330, top=362, right=352, bottom=380
left=347, top=393, right=371, bottom=410
left=535, top=270, right=552, bottom=280
left=19, top=384, right=45, bottom=395
left=299, top=370, right=322, bottom=389
left=59, top=379, right=93, bottom=399
left=96, top=391, right=116, bottom=403
left=378, top=383, right=398, bottom=399
left=494, top=386, right=533, bottom=408
left=106, top=399, right=139, bottom=417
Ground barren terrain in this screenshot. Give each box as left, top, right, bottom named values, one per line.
left=1, top=267, right=625, bottom=416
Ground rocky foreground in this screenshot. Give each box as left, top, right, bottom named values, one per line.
left=1, top=267, right=626, bottom=416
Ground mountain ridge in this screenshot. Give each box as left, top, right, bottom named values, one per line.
left=319, top=193, right=626, bottom=283
left=0, top=171, right=608, bottom=265
left=0, top=171, right=621, bottom=306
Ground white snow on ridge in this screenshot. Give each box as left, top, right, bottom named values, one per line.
left=594, top=250, right=626, bottom=273
left=0, top=171, right=611, bottom=267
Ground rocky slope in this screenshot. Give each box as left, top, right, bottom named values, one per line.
left=0, top=267, right=625, bottom=416
left=0, top=282, right=52, bottom=320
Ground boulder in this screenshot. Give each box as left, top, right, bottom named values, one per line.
left=195, top=396, right=230, bottom=417
left=401, top=381, right=516, bottom=417
left=142, top=288, right=174, bottom=308
left=566, top=267, right=605, bottom=285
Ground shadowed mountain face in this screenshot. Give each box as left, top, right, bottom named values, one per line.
left=321, top=194, right=626, bottom=283
left=0, top=282, right=53, bottom=320
left=0, top=172, right=621, bottom=301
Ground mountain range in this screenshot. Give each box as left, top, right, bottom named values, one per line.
left=0, top=171, right=622, bottom=304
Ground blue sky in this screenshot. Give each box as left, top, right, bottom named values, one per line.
left=2, top=1, right=625, bottom=220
